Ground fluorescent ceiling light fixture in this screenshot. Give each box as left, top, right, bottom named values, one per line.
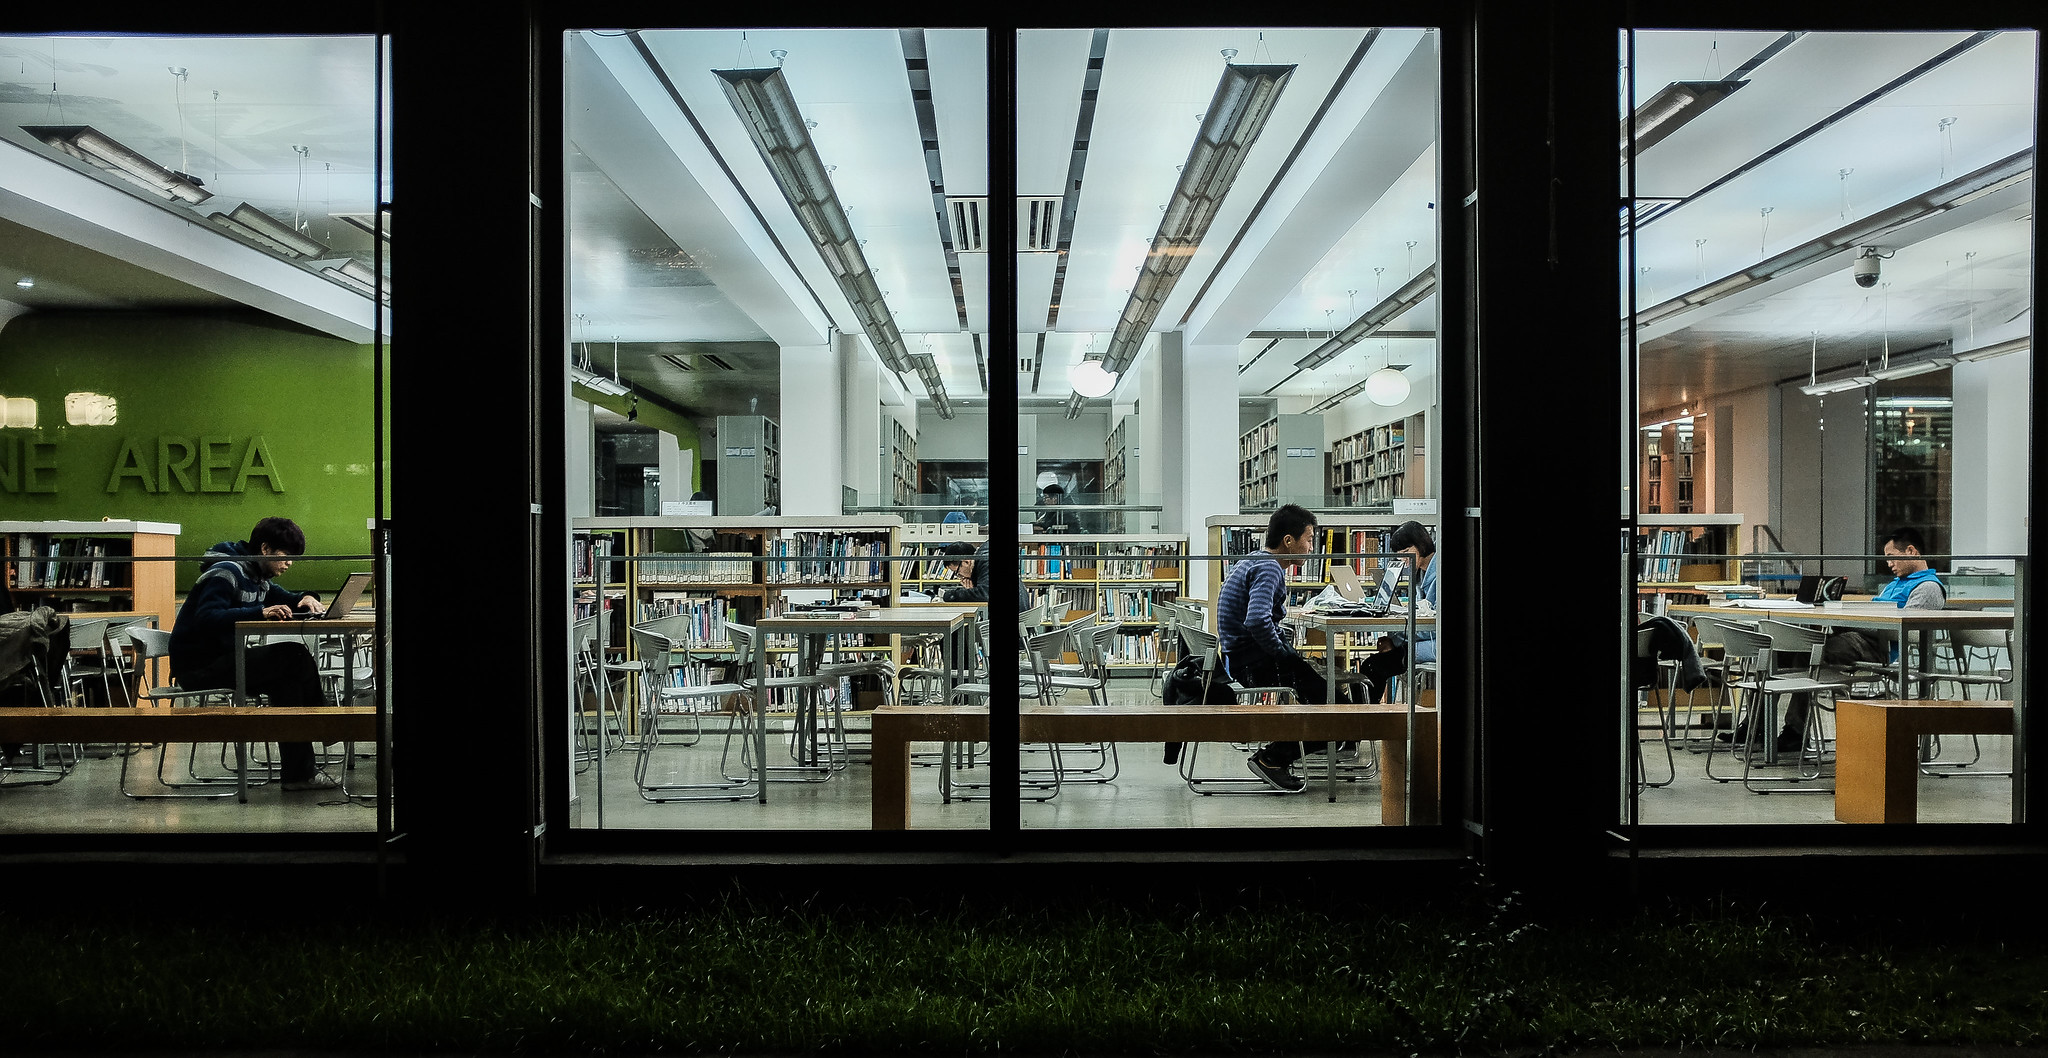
left=24, top=125, right=212, bottom=205
left=1364, top=367, right=1411, bottom=407
left=1066, top=61, right=1295, bottom=417
left=64, top=392, right=117, bottom=426
left=1630, top=150, right=2033, bottom=331
left=1068, top=358, right=1118, bottom=398
left=0, top=397, right=37, bottom=429
left=1799, top=376, right=1875, bottom=397
left=1868, top=355, right=1955, bottom=381
left=207, top=201, right=329, bottom=259
left=907, top=353, right=951, bottom=418
left=13, top=277, right=30, bottom=289
left=1874, top=396, right=1953, bottom=409
left=714, top=67, right=923, bottom=385
left=1622, top=80, right=1747, bottom=157
left=1297, top=267, right=1438, bottom=370
left=1955, top=337, right=2029, bottom=362
left=570, top=365, right=630, bottom=397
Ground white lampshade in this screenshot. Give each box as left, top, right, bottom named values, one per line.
left=1069, top=358, right=1118, bottom=398
left=1364, top=367, right=1410, bottom=407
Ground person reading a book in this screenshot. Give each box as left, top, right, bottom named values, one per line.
left=1355, top=520, right=1439, bottom=701
left=168, top=516, right=340, bottom=792
left=1754, top=526, right=1947, bottom=753
left=1221, top=504, right=1357, bottom=792
left=940, top=541, right=1032, bottom=613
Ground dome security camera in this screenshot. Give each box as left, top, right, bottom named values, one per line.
left=1853, top=247, right=1883, bottom=288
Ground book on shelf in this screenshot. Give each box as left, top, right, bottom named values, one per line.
left=765, top=530, right=891, bottom=585
left=638, top=551, right=754, bottom=586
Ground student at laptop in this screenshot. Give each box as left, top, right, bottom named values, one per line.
left=1751, top=526, right=1947, bottom=753
left=1221, top=504, right=1356, bottom=793
left=1356, top=521, right=1439, bottom=701
left=168, top=516, right=338, bottom=792
left=938, top=541, right=1032, bottom=613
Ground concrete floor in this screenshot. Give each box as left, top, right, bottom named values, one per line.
left=0, top=685, right=2012, bottom=834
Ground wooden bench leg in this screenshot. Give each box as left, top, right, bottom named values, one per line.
left=1836, top=702, right=1918, bottom=824
left=1378, top=713, right=1440, bottom=826
left=871, top=723, right=913, bottom=831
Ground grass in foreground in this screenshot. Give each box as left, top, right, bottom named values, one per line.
left=5, top=888, right=2048, bottom=1054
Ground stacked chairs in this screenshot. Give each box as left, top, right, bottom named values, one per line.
left=627, top=624, right=755, bottom=802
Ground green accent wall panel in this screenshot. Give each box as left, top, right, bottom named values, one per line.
left=0, top=312, right=378, bottom=592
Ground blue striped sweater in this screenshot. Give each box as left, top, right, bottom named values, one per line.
left=1217, top=552, right=1293, bottom=660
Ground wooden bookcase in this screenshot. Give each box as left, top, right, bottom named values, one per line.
left=1238, top=413, right=1324, bottom=510
left=1637, top=513, right=1743, bottom=583
left=2, top=520, right=181, bottom=630
left=897, top=521, right=985, bottom=599
left=1020, top=533, right=1188, bottom=672
left=1102, top=414, right=1135, bottom=533
left=887, top=417, right=918, bottom=507
left=1327, top=412, right=1427, bottom=507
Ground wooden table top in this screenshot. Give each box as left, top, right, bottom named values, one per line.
left=1667, top=602, right=2012, bottom=631
left=235, top=616, right=377, bottom=632
left=758, top=607, right=976, bottom=635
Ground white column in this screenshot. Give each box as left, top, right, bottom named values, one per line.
left=1953, top=353, right=2031, bottom=560
left=1181, top=337, right=1238, bottom=601
left=841, top=335, right=882, bottom=507
left=779, top=342, right=842, bottom=515
left=567, top=395, right=595, bottom=519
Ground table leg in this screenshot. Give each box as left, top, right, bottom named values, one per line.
left=754, top=639, right=769, bottom=805
left=1835, top=701, right=1917, bottom=823
left=236, top=740, right=249, bottom=803
left=1379, top=711, right=1440, bottom=825
left=871, top=718, right=912, bottom=830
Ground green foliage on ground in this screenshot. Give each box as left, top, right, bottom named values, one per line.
left=4, top=887, right=2047, bottom=1054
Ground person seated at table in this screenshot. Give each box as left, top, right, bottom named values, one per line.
left=1354, top=520, right=1439, bottom=702
left=938, top=541, right=1031, bottom=613
left=1034, top=483, right=1072, bottom=534
left=1750, top=526, right=1947, bottom=753
left=1223, top=504, right=1359, bottom=793
left=167, top=516, right=337, bottom=792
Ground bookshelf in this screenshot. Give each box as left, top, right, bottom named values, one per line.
left=1102, top=414, right=1135, bottom=533
left=1019, top=533, right=1188, bottom=671
left=887, top=416, right=918, bottom=507
left=3, top=520, right=180, bottom=629
left=714, top=415, right=781, bottom=515
left=1327, top=413, right=1426, bottom=506
left=1636, top=513, right=1742, bottom=583
left=897, top=520, right=986, bottom=599
left=573, top=515, right=905, bottom=714
left=1238, top=413, right=1324, bottom=510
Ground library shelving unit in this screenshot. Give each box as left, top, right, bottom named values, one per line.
left=1328, top=413, right=1426, bottom=506
left=1202, top=514, right=1438, bottom=672
left=572, top=515, right=904, bottom=716
left=1102, top=414, right=1135, bottom=533
left=1636, top=513, right=1743, bottom=584
left=2, top=520, right=180, bottom=628
left=887, top=417, right=918, bottom=507
left=714, top=415, right=781, bottom=515
left=1239, top=413, right=1324, bottom=510
left=1020, top=532, right=1188, bottom=672
left=898, top=522, right=986, bottom=599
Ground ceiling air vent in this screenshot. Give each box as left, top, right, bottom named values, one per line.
left=946, top=196, right=986, bottom=253
left=1020, top=196, right=1062, bottom=252
left=701, top=353, right=736, bottom=371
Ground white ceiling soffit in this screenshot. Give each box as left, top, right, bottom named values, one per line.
left=1054, top=29, right=1373, bottom=337
left=928, top=30, right=990, bottom=334
left=630, top=30, right=973, bottom=394
left=572, top=32, right=831, bottom=347
left=0, top=133, right=384, bottom=341
left=1185, top=30, right=1436, bottom=347
left=1015, top=29, right=1097, bottom=330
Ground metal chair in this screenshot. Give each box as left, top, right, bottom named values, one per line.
left=724, top=621, right=845, bottom=783
left=115, top=625, right=241, bottom=800
left=627, top=624, right=755, bottom=802
left=1633, top=626, right=1677, bottom=789
left=1173, top=624, right=1303, bottom=795
left=1702, top=623, right=1836, bottom=793
left=1921, top=627, right=2014, bottom=777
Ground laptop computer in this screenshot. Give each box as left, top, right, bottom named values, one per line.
left=1328, top=564, right=1368, bottom=602
left=302, top=572, right=373, bottom=619
left=1793, top=575, right=1824, bottom=604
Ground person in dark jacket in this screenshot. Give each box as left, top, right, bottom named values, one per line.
left=939, top=541, right=1030, bottom=613
left=168, top=516, right=336, bottom=791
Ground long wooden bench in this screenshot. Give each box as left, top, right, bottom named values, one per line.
left=1835, top=699, right=2014, bottom=824
left=871, top=702, right=1439, bottom=830
left=0, top=706, right=377, bottom=802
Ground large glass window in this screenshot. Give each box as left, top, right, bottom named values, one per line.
left=0, top=34, right=391, bottom=834
left=1624, top=28, right=2034, bottom=826
left=1015, top=27, right=1445, bottom=830
left=563, top=28, right=990, bottom=831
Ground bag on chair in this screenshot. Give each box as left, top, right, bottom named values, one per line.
left=1161, top=653, right=1234, bottom=764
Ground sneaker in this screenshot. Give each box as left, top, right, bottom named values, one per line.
left=281, top=772, right=343, bottom=792
left=1248, top=754, right=1305, bottom=793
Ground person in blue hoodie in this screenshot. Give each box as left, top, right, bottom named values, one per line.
left=168, top=516, right=336, bottom=791
left=1767, top=526, right=1946, bottom=752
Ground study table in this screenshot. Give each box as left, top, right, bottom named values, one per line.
left=753, top=606, right=979, bottom=805
left=1666, top=602, right=2013, bottom=699
left=232, top=616, right=380, bottom=800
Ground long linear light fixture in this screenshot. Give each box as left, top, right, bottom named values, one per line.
left=908, top=353, right=951, bottom=418
left=570, top=365, right=631, bottom=397
left=1798, top=341, right=1953, bottom=396
left=1633, top=149, right=2032, bottom=332
left=1295, top=266, right=1438, bottom=370
left=1955, top=336, right=2028, bottom=363
left=1063, top=62, right=1295, bottom=417
left=715, top=67, right=920, bottom=386
left=25, top=124, right=212, bottom=205
left=1622, top=80, right=1747, bottom=158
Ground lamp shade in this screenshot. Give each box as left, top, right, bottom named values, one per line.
left=1364, top=367, right=1410, bottom=407
left=1069, top=358, right=1118, bottom=398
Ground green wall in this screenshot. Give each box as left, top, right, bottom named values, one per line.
left=0, top=312, right=378, bottom=593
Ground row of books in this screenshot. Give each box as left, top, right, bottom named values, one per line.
left=639, top=593, right=733, bottom=646
left=9, top=535, right=126, bottom=590
left=1639, top=528, right=1696, bottom=582
left=572, top=534, right=618, bottom=583
left=1028, top=585, right=1096, bottom=616
left=1104, top=633, right=1166, bottom=665
left=637, top=552, right=757, bottom=586
left=764, top=531, right=891, bottom=585
left=1099, top=544, right=1179, bottom=580
left=1104, top=587, right=1178, bottom=620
